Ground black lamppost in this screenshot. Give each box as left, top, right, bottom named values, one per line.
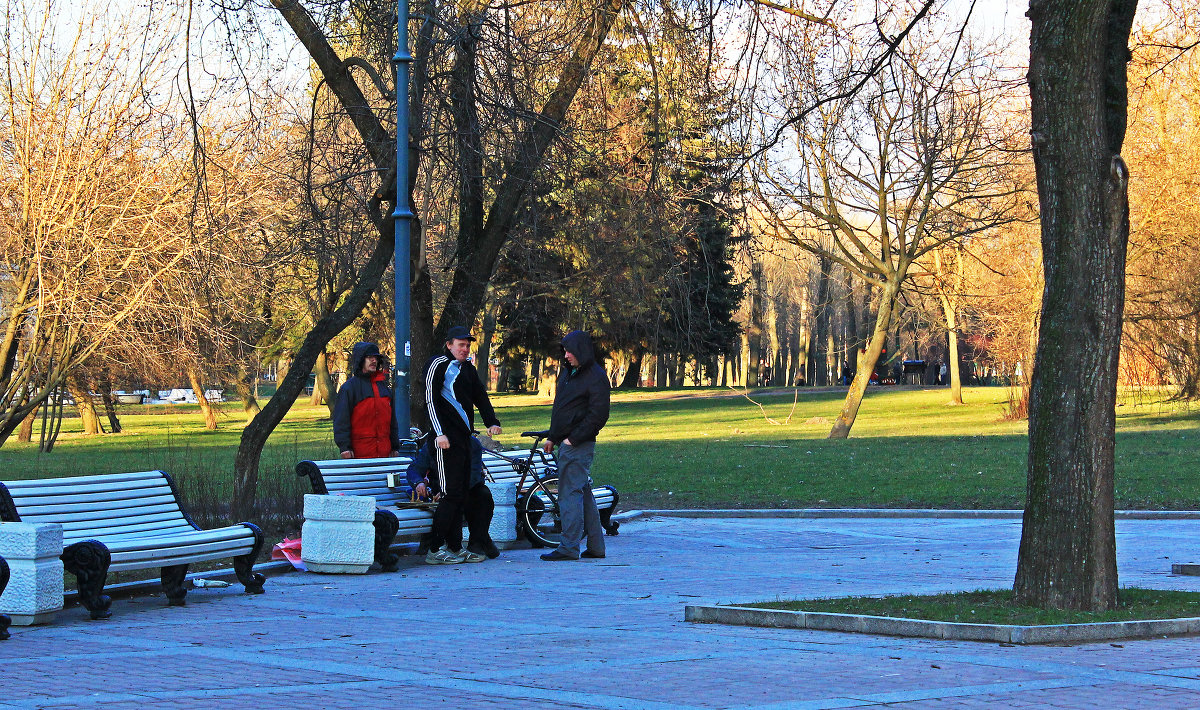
left=392, top=0, right=413, bottom=433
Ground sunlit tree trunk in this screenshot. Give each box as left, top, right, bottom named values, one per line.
left=1013, top=0, right=1137, bottom=611
left=187, top=367, right=218, bottom=431
left=829, top=277, right=900, bottom=438
left=65, top=373, right=101, bottom=435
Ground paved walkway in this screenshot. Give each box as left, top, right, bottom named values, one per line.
left=6, top=515, right=1200, bottom=709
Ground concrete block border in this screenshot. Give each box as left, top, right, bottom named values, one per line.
left=684, top=604, right=1200, bottom=644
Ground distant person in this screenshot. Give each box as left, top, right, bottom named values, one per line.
left=939, top=361, right=949, bottom=385
left=423, top=326, right=503, bottom=564
left=540, top=330, right=610, bottom=561
left=840, top=362, right=852, bottom=385
left=332, top=342, right=400, bottom=459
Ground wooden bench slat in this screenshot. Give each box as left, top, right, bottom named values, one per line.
left=2, top=479, right=172, bottom=500
left=11, top=483, right=177, bottom=508
left=58, top=512, right=193, bottom=531
left=111, top=545, right=256, bottom=571
left=303, top=459, right=414, bottom=472
left=102, top=526, right=253, bottom=551
left=19, top=503, right=188, bottom=527
left=3, top=471, right=167, bottom=489
left=63, top=521, right=197, bottom=543
left=18, top=494, right=184, bottom=518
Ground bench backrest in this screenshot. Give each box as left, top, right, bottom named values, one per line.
left=296, top=448, right=558, bottom=504
left=295, top=457, right=416, bottom=507
left=481, top=450, right=556, bottom=485
left=0, top=470, right=198, bottom=544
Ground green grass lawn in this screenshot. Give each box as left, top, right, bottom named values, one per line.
left=2, top=386, right=1198, bottom=527
left=747, top=588, right=1200, bottom=625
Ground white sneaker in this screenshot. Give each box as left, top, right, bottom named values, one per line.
left=460, top=549, right=486, bottom=563
left=425, top=546, right=465, bottom=565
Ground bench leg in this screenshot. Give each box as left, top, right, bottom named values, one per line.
left=233, top=523, right=266, bottom=594
left=374, top=510, right=400, bottom=572
left=600, top=486, right=620, bottom=536
left=62, top=541, right=112, bottom=620
left=161, top=564, right=189, bottom=606
left=0, top=556, right=9, bottom=640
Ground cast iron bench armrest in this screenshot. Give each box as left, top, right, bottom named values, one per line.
left=0, top=471, right=265, bottom=620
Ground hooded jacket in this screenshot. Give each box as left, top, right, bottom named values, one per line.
left=423, top=346, right=500, bottom=441
left=332, top=342, right=401, bottom=457
left=548, top=330, right=610, bottom=446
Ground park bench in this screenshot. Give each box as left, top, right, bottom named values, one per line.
left=0, top=471, right=266, bottom=620
left=0, top=554, right=9, bottom=640
left=295, top=448, right=620, bottom=570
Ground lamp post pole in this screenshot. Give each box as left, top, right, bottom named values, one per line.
left=392, top=0, right=413, bottom=434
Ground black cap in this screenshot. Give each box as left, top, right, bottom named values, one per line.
left=445, top=325, right=476, bottom=342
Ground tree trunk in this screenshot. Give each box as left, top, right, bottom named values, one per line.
left=829, top=278, right=901, bottom=438
left=17, top=407, right=36, bottom=443
left=747, top=262, right=765, bottom=386
left=620, top=348, right=643, bottom=388
left=65, top=373, right=101, bottom=436
left=312, top=351, right=336, bottom=416
left=235, top=376, right=261, bottom=422
left=813, top=255, right=832, bottom=386
left=476, top=302, right=497, bottom=390
left=98, top=381, right=122, bottom=434
left=187, top=367, right=218, bottom=431
left=1013, top=0, right=1137, bottom=611
left=845, top=270, right=860, bottom=374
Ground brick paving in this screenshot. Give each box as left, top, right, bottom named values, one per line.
left=6, top=515, right=1200, bottom=709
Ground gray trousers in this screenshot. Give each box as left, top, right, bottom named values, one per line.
left=555, top=441, right=605, bottom=557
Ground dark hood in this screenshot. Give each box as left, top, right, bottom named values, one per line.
left=560, top=330, right=596, bottom=369
left=350, top=342, right=389, bottom=377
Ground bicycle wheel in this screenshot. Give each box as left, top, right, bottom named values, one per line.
left=519, top=476, right=562, bottom=548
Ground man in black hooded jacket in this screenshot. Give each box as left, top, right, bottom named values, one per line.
left=540, top=330, right=610, bottom=561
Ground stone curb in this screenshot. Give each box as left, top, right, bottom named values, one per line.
left=684, top=604, right=1200, bottom=644
left=613, top=508, right=1200, bottom=521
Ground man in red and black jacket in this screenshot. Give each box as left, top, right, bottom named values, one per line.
left=332, top=342, right=401, bottom=459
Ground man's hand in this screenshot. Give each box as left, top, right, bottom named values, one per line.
left=435, top=435, right=450, bottom=450
left=562, top=438, right=573, bottom=446
left=542, top=439, right=554, bottom=454
left=339, top=451, right=354, bottom=459
left=415, top=481, right=429, bottom=498
left=487, top=425, right=502, bottom=436
left=389, top=450, right=399, bottom=457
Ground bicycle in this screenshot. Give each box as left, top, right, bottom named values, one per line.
left=485, top=429, right=564, bottom=548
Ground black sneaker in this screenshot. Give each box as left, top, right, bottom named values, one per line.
left=581, top=550, right=606, bottom=559
left=468, top=539, right=501, bottom=559
left=540, top=550, right=578, bottom=561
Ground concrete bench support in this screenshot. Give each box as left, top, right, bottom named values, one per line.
left=301, top=495, right=376, bottom=574
left=485, top=482, right=519, bottom=550
left=0, top=522, right=64, bottom=626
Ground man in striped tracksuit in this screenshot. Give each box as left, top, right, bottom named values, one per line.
left=422, top=325, right=503, bottom=564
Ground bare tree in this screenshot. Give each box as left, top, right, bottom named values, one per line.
left=754, top=22, right=1021, bottom=437
left=0, top=0, right=207, bottom=445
